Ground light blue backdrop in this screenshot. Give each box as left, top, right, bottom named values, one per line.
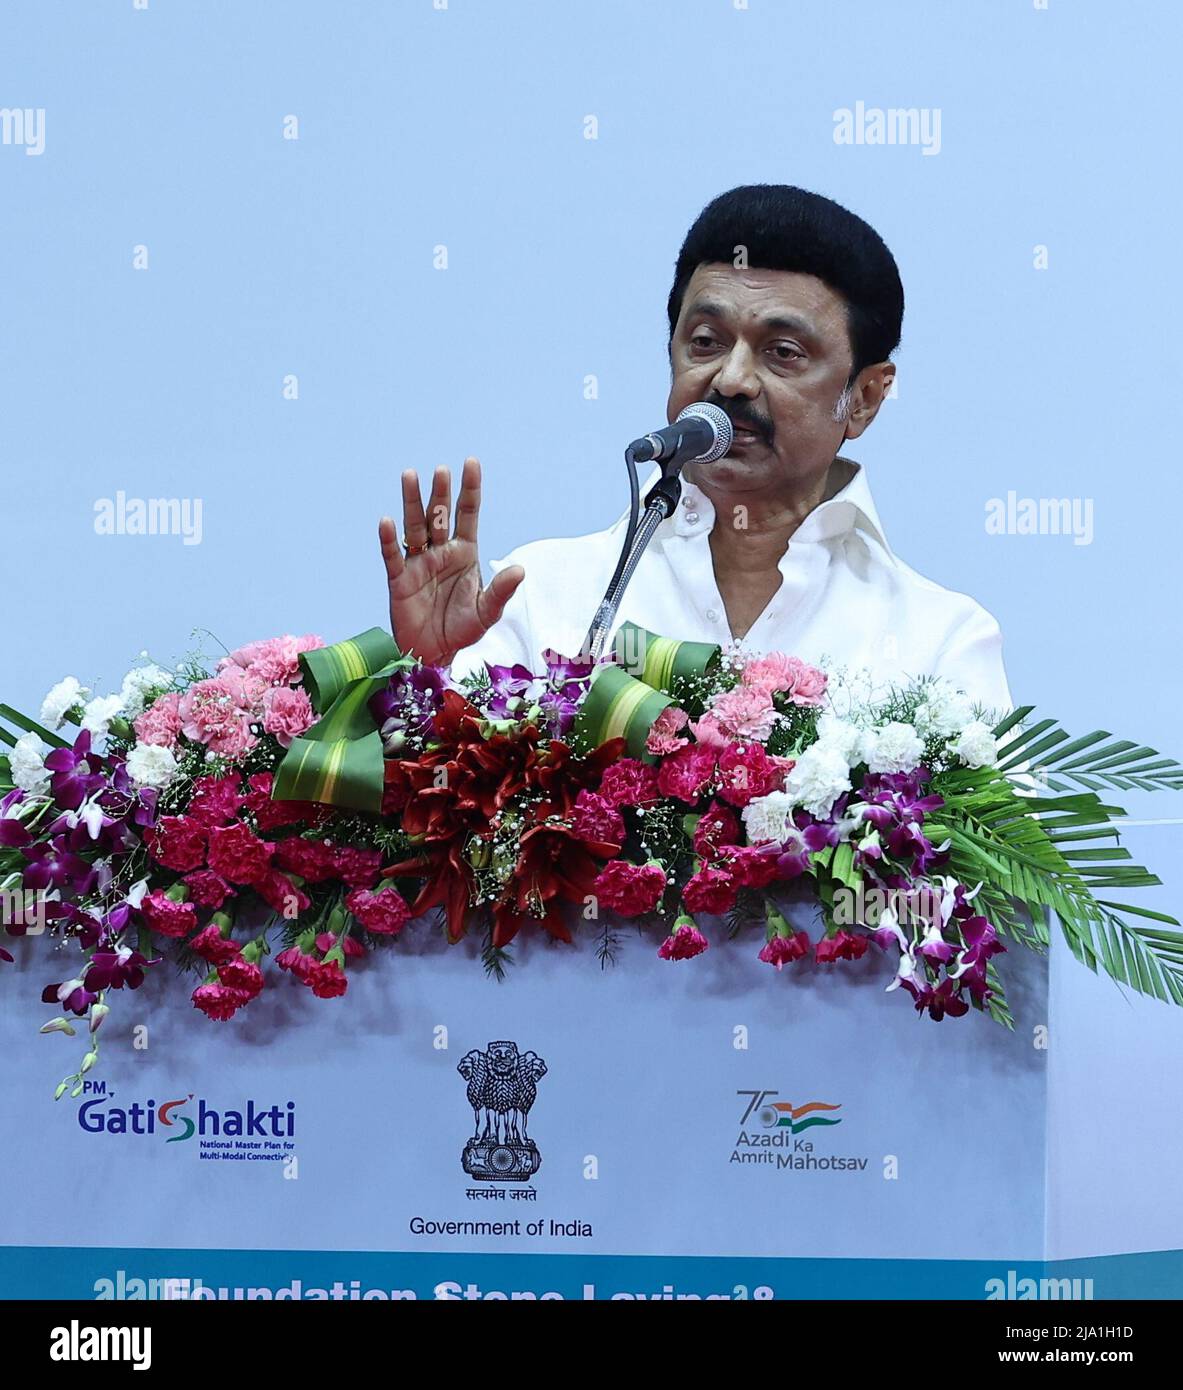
left=2, top=0, right=1180, bottom=1284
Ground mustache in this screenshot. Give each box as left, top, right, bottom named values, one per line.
left=704, top=397, right=774, bottom=444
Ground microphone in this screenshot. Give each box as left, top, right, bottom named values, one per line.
left=627, top=402, right=733, bottom=467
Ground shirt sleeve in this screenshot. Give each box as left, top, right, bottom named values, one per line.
left=931, top=602, right=1015, bottom=721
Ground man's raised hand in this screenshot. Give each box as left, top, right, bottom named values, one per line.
left=378, top=456, right=525, bottom=668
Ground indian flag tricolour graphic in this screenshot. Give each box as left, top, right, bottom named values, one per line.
left=758, top=1100, right=843, bottom=1134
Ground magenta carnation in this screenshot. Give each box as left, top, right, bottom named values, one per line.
left=143, top=815, right=207, bottom=872
left=656, top=744, right=718, bottom=804
left=140, top=890, right=198, bottom=939
left=206, top=822, right=273, bottom=885
left=569, top=790, right=626, bottom=848
left=591, top=860, right=666, bottom=917
left=345, top=885, right=412, bottom=935
left=682, top=863, right=738, bottom=915
left=657, top=922, right=709, bottom=961
left=598, top=758, right=661, bottom=808
left=758, top=931, right=812, bottom=970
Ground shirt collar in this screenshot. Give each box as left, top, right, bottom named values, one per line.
left=618, top=455, right=896, bottom=561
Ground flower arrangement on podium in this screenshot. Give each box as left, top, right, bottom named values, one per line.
left=3, top=621, right=1181, bottom=1094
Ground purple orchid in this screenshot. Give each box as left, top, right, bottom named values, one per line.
left=949, top=915, right=1006, bottom=1000
left=369, top=665, right=448, bottom=751
left=41, top=977, right=97, bottom=1016
left=0, top=789, right=32, bottom=849
left=84, top=944, right=156, bottom=991
left=902, top=974, right=969, bottom=1021
left=21, top=837, right=96, bottom=895
left=42, top=730, right=105, bottom=811
left=477, top=650, right=596, bottom=734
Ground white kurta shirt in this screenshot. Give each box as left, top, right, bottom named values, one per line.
left=450, top=456, right=1014, bottom=716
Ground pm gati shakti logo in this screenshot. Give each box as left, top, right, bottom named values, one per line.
left=73, top=1080, right=296, bottom=1162
left=732, top=1091, right=868, bottom=1173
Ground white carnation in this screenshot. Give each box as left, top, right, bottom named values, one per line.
left=118, top=665, right=172, bottom=718
left=815, top=713, right=871, bottom=767
left=9, top=732, right=50, bottom=795
left=124, top=742, right=179, bottom=788
left=784, top=744, right=852, bottom=820
left=865, top=721, right=925, bottom=774
left=913, top=682, right=975, bottom=739
left=950, top=720, right=998, bottom=769
left=741, top=790, right=796, bottom=845
left=39, top=676, right=89, bottom=730
left=80, top=694, right=125, bottom=737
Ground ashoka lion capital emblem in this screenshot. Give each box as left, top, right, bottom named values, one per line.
left=458, top=1041, right=547, bottom=1181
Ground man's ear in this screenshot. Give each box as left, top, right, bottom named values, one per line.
left=842, top=362, right=895, bottom=441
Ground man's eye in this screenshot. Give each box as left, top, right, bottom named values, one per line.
left=689, top=334, right=718, bottom=351
left=770, top=344, right=803, bottom=361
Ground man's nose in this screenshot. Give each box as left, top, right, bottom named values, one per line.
left=710, top=343, right=760, bottom=398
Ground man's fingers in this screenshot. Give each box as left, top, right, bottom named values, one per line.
left=453, top=456, right=482, bottom=544
left=401, top=469, right=428, bottom=551
left=476, top=563, right=524, bottom=629
left=378, top=515, right=404, bottom=585
left=426, top=465, right=452, bottom=547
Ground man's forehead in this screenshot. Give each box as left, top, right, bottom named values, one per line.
left=680, top=263, right=845, bottom=328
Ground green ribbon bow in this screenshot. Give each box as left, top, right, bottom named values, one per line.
left=272, top=627, right=413, bottom=813
left=572, top=622, right=721, bottom=759
left=272, top=621, right=720, bottom=812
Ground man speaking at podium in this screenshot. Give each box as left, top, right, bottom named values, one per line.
left=378, top=184, right=1013, bottom=715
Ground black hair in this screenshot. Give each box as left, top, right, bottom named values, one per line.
left=666, top=184, right=904, bottom=380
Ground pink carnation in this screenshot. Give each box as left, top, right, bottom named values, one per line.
left=742, top=653, right=828, bottom=706
left=177, top=673, right=260, bottom=756
left=591, top=860, right=666, bottom=917
left=686, top=713, right=730, bottom=749
left=217, top=634, right=325, bottom=687
left=261, top=686, right=315, bottom=748
left=706, top=684, right=779, bottom=741
left=656, top=744, right=718, bottom=804
left=133, top=692, right=183, bottom=748
left=657, top=922, right=709, bottom=961
left=645, top=705, right=690, bottom=756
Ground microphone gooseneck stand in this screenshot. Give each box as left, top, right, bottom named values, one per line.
left=581, top=451, right=684, bottom=663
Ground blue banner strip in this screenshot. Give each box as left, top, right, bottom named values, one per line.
left=0, top=1246, right=1180, bottom=1301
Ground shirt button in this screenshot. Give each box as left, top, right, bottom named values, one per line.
left=706, top=608, right=720, bottom=622
left=685, top=511, right=699, bottom=524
